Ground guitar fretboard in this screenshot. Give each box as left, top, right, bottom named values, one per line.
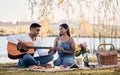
left=27, top=46, right=51, bottom=49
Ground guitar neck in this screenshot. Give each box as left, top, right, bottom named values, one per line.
left=28, top=46, right=51, bottom=49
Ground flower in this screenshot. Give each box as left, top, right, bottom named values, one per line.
left=74, top=42, right=90, bottom=67
left=80, top=42, right=87, bottom=49
left=74, top=42, right=90, bottom=57
left=74, top=44, right=81, bottom=57
left=76, top=44, right=81, bottom=51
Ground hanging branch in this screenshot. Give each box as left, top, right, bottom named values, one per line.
left=28, top=0, right=38, bottom=20
left=27, top=0, right=120, bottom=38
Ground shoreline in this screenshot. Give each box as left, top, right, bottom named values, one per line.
left=1, top=24, right=120, bottom=38
left=0, top=34, right=120, bottom=38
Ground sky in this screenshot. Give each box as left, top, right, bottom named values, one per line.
left=0, top=0, right=31, bottom=23
left=0, top=0, right=68, bottom=24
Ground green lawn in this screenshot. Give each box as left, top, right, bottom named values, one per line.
left=0, top=57, right=120, bottom=75
left=0, top=63, right=120, bottom=75
left=0, top=68, right=120, bottom=75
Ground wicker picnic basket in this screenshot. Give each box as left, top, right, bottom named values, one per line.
left=97, top=44, right=117, bottom=65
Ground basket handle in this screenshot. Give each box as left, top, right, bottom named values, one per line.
left=97, top=43, right=115, bottom=51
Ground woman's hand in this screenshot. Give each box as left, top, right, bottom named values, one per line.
left=55, top=47, right=64, bottom=52
left=61, top=47, right=65, bottom=52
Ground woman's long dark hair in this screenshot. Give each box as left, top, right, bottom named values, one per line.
left=59, top=23, right=71, bottom=37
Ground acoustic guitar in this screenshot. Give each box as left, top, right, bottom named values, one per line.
left=7, top=42, right=51, bottom=59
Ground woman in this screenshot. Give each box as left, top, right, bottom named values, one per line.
left=50, top=23, right=75, bottom=67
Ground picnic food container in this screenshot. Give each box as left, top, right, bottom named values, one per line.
left=97, top=44, right=117, bottom=65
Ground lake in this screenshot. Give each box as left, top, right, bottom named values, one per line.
left=0, top=36, right=120, bottom=63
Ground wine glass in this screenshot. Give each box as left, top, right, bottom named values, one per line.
left=56, top=40, right=62, bottom=51
left=57, top=40, right=62, bottom=47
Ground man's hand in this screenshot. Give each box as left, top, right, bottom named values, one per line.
left=48, top=47, right=56, bottom=55
left=18, top=41, right=28, bottom=50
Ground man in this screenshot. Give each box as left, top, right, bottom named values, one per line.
left=7, top=23, right=53, bottom=67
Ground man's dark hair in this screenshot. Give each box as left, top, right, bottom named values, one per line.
left=30, top=23, right=41, bottom=29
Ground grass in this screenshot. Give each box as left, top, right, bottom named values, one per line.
left=0, top=57, right=120, bottom=75
left=0, top=67, right=120, bottom=75
left=0, top=63, right=120, bottom=75
left=76, top=57, right=120, bottom=63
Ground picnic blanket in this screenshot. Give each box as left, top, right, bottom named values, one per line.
left=0, top=64, right=76, bottom=72
left=1, top=63, right=120, bottom=72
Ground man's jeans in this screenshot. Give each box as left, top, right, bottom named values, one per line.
left=18, top=54, right=53, bottom=67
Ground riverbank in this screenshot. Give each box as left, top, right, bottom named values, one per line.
left=1, top=24, right=120, bottom=38
left=1, top=34, right=120, bottom=38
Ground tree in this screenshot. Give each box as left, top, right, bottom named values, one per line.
left=28, top=0, right=120, bottom=37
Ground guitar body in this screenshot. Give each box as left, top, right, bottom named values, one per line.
left=7, top=42, right=34, bottom=59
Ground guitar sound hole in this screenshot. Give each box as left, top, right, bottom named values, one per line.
left=19, top=49, right=28, bottom=52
